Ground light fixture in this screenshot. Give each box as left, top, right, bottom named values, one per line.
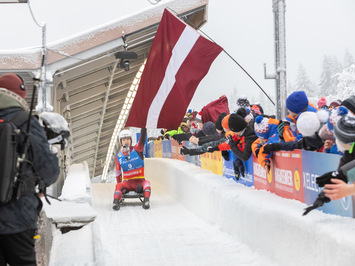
left=114, top=32, right=138, bottom=71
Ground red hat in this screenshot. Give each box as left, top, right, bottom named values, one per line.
left=0, top=73, right=27, bottom=98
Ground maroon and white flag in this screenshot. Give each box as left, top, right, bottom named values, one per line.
left=125, top=9, right=223, bottom=129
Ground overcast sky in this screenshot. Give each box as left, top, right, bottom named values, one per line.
left=0, top=0, right=354, bottom=112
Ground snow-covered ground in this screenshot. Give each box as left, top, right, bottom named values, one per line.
left=47, top=158, right=355, bottom=266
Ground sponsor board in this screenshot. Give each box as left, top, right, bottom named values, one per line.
left=253, top=154, right=274, bottom=192
left=161, top=139, right=172, bottom=158
left=201, top=150, right=223, bottom=175
left=223, top=151, right=254, bottom=187
left=273, top=150, right=303, bottom=202
left=147, top=141, right=154, bottom=158
left=153, top=140, right=162, bottom=158
left=302, top=150, right=352, bottom=217
left=171, top=139, right=185, bottom=161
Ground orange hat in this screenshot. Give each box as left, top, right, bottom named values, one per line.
left=221, top=114, right=230, bottom=130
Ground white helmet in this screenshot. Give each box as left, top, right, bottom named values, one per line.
left=119, top=129, right=133, bottom=144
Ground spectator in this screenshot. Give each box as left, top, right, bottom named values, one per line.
left=189, top=121, right=220, bottom=146
left=164, top=122, right=190, bottom=139
left=328, top=100, right=341, bottom=111
left=278, top=91, right=318, bottom=142
left=317, top=96, right=328, bottom=109
left=341, top=95, right=355, bottom=115
left=252, top=116, right=280, bottom=172
left=0, top=73, right=60, bottom=265
left=234, top=95, right=250, bottom=113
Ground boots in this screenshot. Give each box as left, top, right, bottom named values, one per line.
left=112, top=198, right=120, bottom=211
left=142, top=197, right=150, bottom=210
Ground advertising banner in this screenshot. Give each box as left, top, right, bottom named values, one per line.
left=273, top=150, right=303, bottom=202
left=147, top=141, right=154, bottom=158
left=302, top=150, right=352, bottom=217
left=183, top=141, right=200, bottom=166
left=253, top=154, right=274, bottom=192
left=161, top=139, right=172, bottom=158
left=201, top=150, right=223, bottom=175
left=223, top=151, right=254, bottom=187
left=171, top=139, right=185, bottom=161
left=153, top=140, right=162, bottom=158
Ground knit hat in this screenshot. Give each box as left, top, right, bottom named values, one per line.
left=235, top=95, right=250, bottom=111
left=297, top=111, right=321, bottom=137
left=0, top=73, right=26, bottom=98
left=342, top=95, right=355, bottom=114
left=254, top=116, right=279, bottom=140
left=215, top=112, right=227, bottom=130
left=228, top=113, right=247, bottom=132
left=329, top=100, right=341, bottom=108
left=334, top=114, right=355, bottom=144
left=327, top=106, right=348, bottom=133
left=202, top=121, right=217, bottom=135
left=222, top=114, right=231, bottom=131
left=317, top=97, right=327, bottom=108
left=286, top=91, right=309, bottom=114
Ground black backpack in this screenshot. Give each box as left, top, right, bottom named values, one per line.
left=0, top=111, right=28, bottom=205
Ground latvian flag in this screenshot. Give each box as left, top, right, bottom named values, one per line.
left=125, top=9, right=223, bottom=129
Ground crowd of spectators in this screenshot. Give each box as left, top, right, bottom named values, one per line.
left=152, top=92, right=355, bottom=215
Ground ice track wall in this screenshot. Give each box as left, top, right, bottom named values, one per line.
left=145, top=158, right=355, bottom=266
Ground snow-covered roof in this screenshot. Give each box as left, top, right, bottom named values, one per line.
left=0, top=0, right=209, bottom=178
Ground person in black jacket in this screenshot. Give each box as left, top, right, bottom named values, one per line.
left=0, top=73, right=60, bottom=266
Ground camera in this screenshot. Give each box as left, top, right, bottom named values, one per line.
left=115, top=51, right=138, bottom=71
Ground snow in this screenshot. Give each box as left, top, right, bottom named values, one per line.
left=45, top=158, right=355, bottom=266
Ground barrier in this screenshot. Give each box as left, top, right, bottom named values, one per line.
left=146, top=140, right=353, bottom=218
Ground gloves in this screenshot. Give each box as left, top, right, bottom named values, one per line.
left=303, top=191, right=331, bottom=216
left=180, top=146, right=190, bottom=155
left=164, top=134, right=171, bottom=140
left=221, top=150, right=229, bottom=161
left=262, top=143, right=282, bottom=154
left=277, top=121, right=289, bottom=140
left=300, top=133, right=324, bottom=151
left=233, top=158, right=245, bottom=180
left=316, top=170, right=347, bottom=187
left=254, top=148, right=260, bottom=158
left=227, top=135, right=240, bottom=148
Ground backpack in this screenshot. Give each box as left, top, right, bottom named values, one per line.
left=0, top=111, right=29, bottom=205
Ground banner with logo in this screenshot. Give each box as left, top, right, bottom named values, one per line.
left=200, top=150, right=223, bottom=175
left=171, top=139, right=185, bottom=161
left=153, top=140, right=162, bottom=158
left=183, top=141, right=200, bottom=166
left=253, top=154, right=274, bottom=192
left=147, top=141, right=154, bottom=158
left=161, top=139, right=172, bottom=158
left=273, top=150, right=303, bottom=202
left=223, top=151, right=254, bottom=187
left=302, top=150, right=352, bottom=217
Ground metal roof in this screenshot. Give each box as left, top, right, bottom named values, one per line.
left=0, top=0, right=209, bottom=178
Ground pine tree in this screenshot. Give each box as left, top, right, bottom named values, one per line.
left=228, top=86, right=238, bottom=112
left=336, top=65, right=355, bottom=101
left=343, top=48, right=355, bottom=69
left=319, top=55, right=342, bottom=96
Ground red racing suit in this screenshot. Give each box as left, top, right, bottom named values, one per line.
left=113, top=129, right=151, bottom=201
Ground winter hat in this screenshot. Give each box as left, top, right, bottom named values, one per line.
left=228, top=113, right=247, bottom=132
left=253, top=116, right=279, bottom=140
left=327, top=106, right=348, bottom=133
left=334, top=114, right=355, bottom=144
left=317, top=97, right=327, bottom=108
left=235, top=95, right=250, bottom=111
left=215, top=112, right=227, bottom=130
left=297, top=111, right=321, bottom=137
left=341, top=95, right=355, bottom=114
left=286, top=91, right=309, bottom=114
left=251, top=104, right=262, bottom=115
left=222, top=114, right=231, bottom=131
left=0, top=73, right=26, bottom=98
left=329, top=100, right=341, bottom=108
left=202, top=121, right=217, bottom=135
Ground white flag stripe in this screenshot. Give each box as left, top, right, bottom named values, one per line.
left=146, top=26, right=200, bottom=128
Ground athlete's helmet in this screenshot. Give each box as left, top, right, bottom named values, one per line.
left=119, top=129, right=133, bottom=144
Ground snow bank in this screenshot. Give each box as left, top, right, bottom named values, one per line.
left=145, top=158, right=355, bottom=266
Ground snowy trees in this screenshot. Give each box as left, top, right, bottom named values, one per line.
left=318, top=55, right=342, bottom=96
left=294, top=64, right=317, bottom=97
